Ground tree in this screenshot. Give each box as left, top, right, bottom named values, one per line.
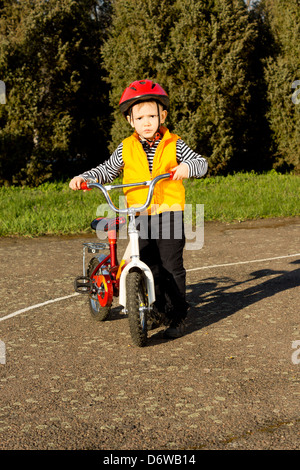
left=0, top=0, right=112, bottom=185
left=163, top=0, right=261, bottom=174
left=102, top=0, right=260, bottom=174
left=259, top=0, right=300, bottom=172
left=102, top=0, right=178, bottom=152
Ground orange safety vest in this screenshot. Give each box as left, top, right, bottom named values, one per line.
left=122, top=126, right=185, bottom=215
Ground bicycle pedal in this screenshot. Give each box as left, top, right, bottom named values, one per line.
left=74, top=276, right=92, bottom=294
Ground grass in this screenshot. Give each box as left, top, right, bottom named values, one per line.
left=0, top=171, right=299, bottom=237
left=185, top=170, right=300, bottom=222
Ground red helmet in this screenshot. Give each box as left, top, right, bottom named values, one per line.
left=119, top=79, right=169, bottom=116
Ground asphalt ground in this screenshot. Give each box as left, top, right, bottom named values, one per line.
left=0, top=216, right=299, bottom=455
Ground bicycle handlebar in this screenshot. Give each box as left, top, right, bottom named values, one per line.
left=80, top=171, right=175, bottom=215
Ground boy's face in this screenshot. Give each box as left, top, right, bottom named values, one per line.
left=127, top=101, right=167, bottom=140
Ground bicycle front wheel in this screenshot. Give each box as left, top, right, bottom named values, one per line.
left=126, top=270, right=148, bottom=347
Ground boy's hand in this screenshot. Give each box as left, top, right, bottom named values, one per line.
left=170, top=163, right=189, bottom=180
left=69, top=176, right=84, bottom=190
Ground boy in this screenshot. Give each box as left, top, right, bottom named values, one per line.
left=69, top=79, right=208, bottom=338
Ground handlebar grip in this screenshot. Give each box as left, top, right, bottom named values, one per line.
left=80, top=181, right=91, bottom=191
left=169, top=170, right=176, bottom=180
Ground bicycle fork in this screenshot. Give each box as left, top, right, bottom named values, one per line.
left=118, top=213, right=155, bottom=311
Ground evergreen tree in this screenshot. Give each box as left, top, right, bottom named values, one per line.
left=102, top=0, right=177, bottom=152
left=102, top=0, right=259, bottom=174
left=259, top=0, right=300, bottom=172
left=164, top=0, right=259, bottom=174
left=0, top=0, right=112, bottom=185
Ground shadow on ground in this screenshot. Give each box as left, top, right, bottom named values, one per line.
left=185, top=259, right=300, bottom=333
left=92, top=259, right=300, bottom=346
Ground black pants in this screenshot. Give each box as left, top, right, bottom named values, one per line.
left=137, top=212, right=189, bottom=323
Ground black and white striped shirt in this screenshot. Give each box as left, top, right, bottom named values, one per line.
left=80, top=137, right=208, bottom=184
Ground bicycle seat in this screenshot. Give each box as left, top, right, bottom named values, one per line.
left=91, top=216, right=127, bottom=232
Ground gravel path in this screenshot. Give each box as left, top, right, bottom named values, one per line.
left=0, top=217, right=299, bottom=451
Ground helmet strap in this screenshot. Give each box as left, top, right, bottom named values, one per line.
left=139, top=131, right=161, bottom=148
left=157, top=102, right=161, bottom=134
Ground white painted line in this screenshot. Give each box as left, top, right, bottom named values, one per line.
left=0, top=293, right=79, bottom=323
left=186, top=253, right=300, bottom=273
left=0, top=252, right=299, bottom=324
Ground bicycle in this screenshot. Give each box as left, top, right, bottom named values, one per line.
left=74, top=172, right=174, bottom=347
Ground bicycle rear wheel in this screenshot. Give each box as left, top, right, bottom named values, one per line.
left=126, top=270, right=148, bottom=347
left=88, top=257, right=112, bottom=321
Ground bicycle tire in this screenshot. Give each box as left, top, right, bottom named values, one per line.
left=88, top=257, right=112, bottom=321
left=126, top=270, right=148, bottom=347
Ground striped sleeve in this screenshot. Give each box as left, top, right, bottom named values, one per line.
left=79, top=143, right=124, bottom=184
left=176, top=139, right=208, bottom=178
